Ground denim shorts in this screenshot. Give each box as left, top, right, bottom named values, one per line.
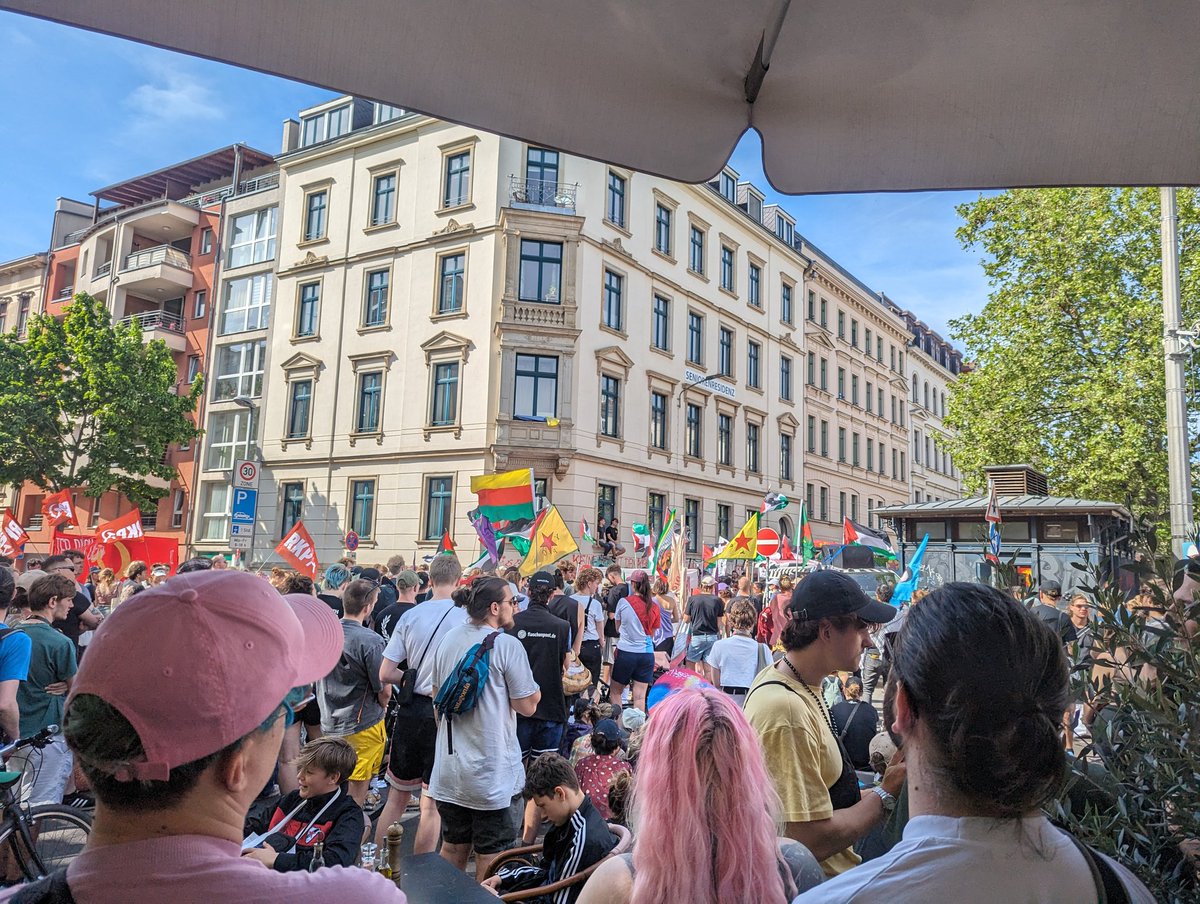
left=687, top=633, right=719, bottom=663
left=516, top=716, right=565, bottom=759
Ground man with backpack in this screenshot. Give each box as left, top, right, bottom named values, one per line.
left=428, top=577, right=540, bottom=880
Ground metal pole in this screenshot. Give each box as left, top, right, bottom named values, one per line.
left=1162, top=187, right=1193, bottom=559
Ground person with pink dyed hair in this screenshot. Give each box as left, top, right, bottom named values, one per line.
left=576, top=688, right=824, bottom=904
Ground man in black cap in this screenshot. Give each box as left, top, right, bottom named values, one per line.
left=507, top=570, right=570, bottom=842
left=744, top=570, right=905, bottom=879
left=1031, top=580, right=1077, bottom=644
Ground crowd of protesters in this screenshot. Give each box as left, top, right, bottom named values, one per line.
left=0, top=544, right=1170, bottom=903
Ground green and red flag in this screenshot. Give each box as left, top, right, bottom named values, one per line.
left=469, top=468, right=536, bottom=523
left=796, top=502, right=818, bottom=563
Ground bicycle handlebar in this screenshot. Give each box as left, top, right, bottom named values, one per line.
left=0, top=726, right=59, bottom=759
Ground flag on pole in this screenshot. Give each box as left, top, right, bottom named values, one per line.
left=893, top=533, right=930, bottom=606
left=709, top=513, right=759, bottom=561
left=779, top=533, right=797, bottom=561
left=630, top=523, right=652, bottom=556
left=519, top=505, right=578, bottom=577
left=579, top=517, right=596, bottom=544
left=437, top=531, right=456, bottom=555
left=468, top=512, right=499, bottom=564
left=702, top=543, right=714, bottom=564
left=95, top=509, right=144, bottom=545
left=41, top=490, right=78, bottom=529
left=469, top=468, right=537, bottom=523
left=0, top=511, right=28, bottom=559
left=648, top=510, right=678, bottom=577
left=276, top=521, right=319, bottom=578
left=760, top=491, right=789, bottom=515
left=796, top=503, right=817, bottom=563
left=843, top=518, right=895, bottom=556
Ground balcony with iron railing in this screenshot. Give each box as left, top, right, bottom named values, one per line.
left=508, top=176, right=578, bottom=215
left=178, top=172, right=280, bottom=209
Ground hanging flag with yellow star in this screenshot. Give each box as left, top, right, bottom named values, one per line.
left=707, top=512, right=759, bottom=562
left=518, top=504, right=578, bottom=577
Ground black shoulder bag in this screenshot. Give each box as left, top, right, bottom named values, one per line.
left=747, top=680, right=861, bottom=810
left=394, top=607, right=454, bottom=707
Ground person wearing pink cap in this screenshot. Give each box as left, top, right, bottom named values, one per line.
left=0, top=570, right=405, bottom=902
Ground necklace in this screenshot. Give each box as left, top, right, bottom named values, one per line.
left=779, top=655, right=836, bottom=735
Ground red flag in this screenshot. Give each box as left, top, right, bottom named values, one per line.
left=276, top=521, right=319, bottom=578
left=702, top=543, right=714, bottom=563
left=438, top=531, right=456, bottom=555
left=52, top=531, right=99, bottom=563
left=97, top=536, right=180, bottom=576
left=0, top=511, right=29, bottom=558
left=779, top=534, right=797, bottom=561
left=843, top=517, right=856, bottom=546
left=96, top=509, right=144, bottom=545
left=42, top=490, right=79, bottom=529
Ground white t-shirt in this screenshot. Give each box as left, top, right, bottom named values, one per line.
left=615, top=596, right=654, bottom=654
left=427, top=622, right=540, bottom=811
left=574, top=592, right=603, bottom=642
left=708, top=634, right=768, bottom=688
left=382, top=597, right=469, bottom=697
left=793, top=814, right=1156, bottom=904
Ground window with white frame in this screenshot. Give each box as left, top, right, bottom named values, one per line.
left=192, top=290, right=207, bottom=320
left=220, top=274, right=272, bottom=335
left=518, top=240, right=562, bottom=303
left=212, top=340, right=266, bottom=401
left=171, top=489, right=186, bottom=529
left=227, top=207, right=277, bottom=268
left=514, top=354, right=558, bottom=419
left=300, top=104, right=351, bottom=147
left=199, top=483, right=231, bottom=541
left=205, top=410, right=256, bottom=471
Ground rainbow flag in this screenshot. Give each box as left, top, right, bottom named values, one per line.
left=470, top=469, right=536, bottom=523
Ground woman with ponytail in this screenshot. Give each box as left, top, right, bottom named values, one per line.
left=608, top=570, right=659, bottom=712
left=577, top=688, right=823, bottom=904
left=795, top=582, right=1154, bottom=903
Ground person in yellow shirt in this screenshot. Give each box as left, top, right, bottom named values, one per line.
left=744, top=570, right=905, bottom=877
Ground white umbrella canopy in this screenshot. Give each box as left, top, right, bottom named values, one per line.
left=5, top=0, right=1200, bottom=193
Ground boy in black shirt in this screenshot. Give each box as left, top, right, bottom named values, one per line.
left=243, top=737, right=365, bottom=872
left=484, top=753, right=618, bottom=903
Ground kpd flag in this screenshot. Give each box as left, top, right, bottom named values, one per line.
left=95, top=510, right=144, bottom=545
left=277, top=521, right=319, bottom=578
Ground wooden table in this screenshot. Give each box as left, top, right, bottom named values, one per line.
left=397, top=852, right=499, bottom=903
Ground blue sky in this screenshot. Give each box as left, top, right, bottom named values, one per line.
left=0, top=12, right=989, bottom=341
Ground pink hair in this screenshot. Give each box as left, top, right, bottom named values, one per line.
left=629, top=689, right=793, bottom=904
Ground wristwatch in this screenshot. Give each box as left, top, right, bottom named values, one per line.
left=870, top=785, right=896, bottom=813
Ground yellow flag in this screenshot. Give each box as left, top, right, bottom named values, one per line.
left=708, top=513, right=759, bottom=561
left=519, top=505, right=579, bottom=577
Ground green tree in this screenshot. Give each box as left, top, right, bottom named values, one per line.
left=0, top=293, right=202, bottom=508
left=948, top=188, right=1200, bottom=516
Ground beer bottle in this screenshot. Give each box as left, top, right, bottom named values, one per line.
left=308, top=841, right=326, bottom=872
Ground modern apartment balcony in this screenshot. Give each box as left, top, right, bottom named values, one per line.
left=178, top=172, right=280, bottom=208
left=118, top=309, right=186, bottom=352
left=119, top=244, right=193, bottom=295
left=508, top=177, right=577, bottom=215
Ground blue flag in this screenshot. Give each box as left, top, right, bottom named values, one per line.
left=892, top=533, right=930, bottom=606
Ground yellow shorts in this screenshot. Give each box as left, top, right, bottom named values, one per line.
left=343, top=719, right=386, bottom=782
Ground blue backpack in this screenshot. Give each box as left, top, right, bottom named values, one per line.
left=433, top=630, right=501, bottom=754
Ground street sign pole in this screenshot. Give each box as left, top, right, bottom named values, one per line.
left=230, top=459, right=261, bottom=562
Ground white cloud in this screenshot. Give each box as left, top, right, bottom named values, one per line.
left=123, top=58, right=224, bottom=129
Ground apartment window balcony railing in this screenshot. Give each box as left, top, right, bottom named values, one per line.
left=24, top=514, right=43, bottom=531
left=178, top=186, right=235, bottom=209
left=237, top=172, right=280, bottom=195
left=119, top=310, right=184, bottom=334
left=122, top=245, right=192, bottom=273
left=179, top=173, right=279, bottom=209
left=95, top=261, right=112, bottom=279
left=57, top=286, right=73, bottom=299
left=509, top=176, right=577, bottom=214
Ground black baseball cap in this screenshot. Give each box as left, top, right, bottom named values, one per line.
left=592, top=719, right=622, bottom=742
left=1039, top=580, right=1062, bottom=597
left=358, top=567, right=383, bottom=584
left=786, top=571, right=897, bottom=624
left=527, top=570, right=556, bottom=592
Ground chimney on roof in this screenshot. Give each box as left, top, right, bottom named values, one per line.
left=983, top=464, right=1049, bottom=496
left=281, top=119, right=299, bottom=155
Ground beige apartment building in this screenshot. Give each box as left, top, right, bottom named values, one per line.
left=888, top=302, right=964, bottom=503
left=0, top=253, right=45, bottom=339
left=230, top=96, right=958, bottom=565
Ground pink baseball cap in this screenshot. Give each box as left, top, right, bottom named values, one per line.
left=68, top=570, right=342, bottom=781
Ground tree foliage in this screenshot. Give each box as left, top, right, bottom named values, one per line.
left=948, top=188, right=1200, bottom=516
left=0, top=293, right=202, bottom=507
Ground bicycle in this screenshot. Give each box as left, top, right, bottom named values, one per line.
left=0, top=727, right=92, bottom=882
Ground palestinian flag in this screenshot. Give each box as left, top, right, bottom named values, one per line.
left=469, top=469, right=536, bottom=523
left=437, top=531, right=456, bottom=555
left=760, top=491, right=789, bottom=515
left=796, top=503, right=818, bottom=563
left=778, top=534, right=797, bottom=561
left=843, top=518, right=896, bottom=558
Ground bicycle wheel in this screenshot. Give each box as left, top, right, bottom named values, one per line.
left=4, top=804, right=92, bottom=879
